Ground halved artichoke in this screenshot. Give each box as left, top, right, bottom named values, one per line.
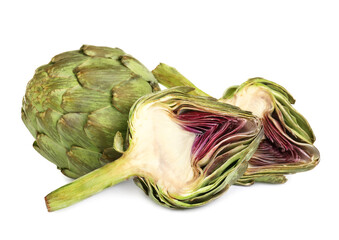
left=22, top=45, right=160, bottom=178
left=221, top=78, right=320, bottom=185
left=45, top=87, right=263, bottom=211
left=152, top=64, right=320, bottom=185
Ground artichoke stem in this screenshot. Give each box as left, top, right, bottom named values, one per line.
left=45, top=155, right=134, bottom=212
left=152, top=63, right=210, bottom=97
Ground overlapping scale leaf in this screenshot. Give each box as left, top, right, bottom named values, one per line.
left=46, top=55, right=88, bottom=78
left=121, top=55, right=160, bottom=91
left=76, top=66, right=133, bottom=91
left=56, top=113, right=98, bottom=152
left=112, top=78, right=153, bottom=113
left=35, top=109, right=62, bottom=141
left=43, top=88, right=68, bottom=113
left=81, top=45, right=125, bottom=59
left=51, top=50, right=84, bottom=63
left=34, top=134, right=84, bottom=177
left=85, top=106, right=127, bottom=150
left=101, top=148, right=123, bottom=164
left=21, top=102, right=38, bottom=138
left=66, top=147, right=102, bottom=173
left=61, top=86, right=111, bottom=113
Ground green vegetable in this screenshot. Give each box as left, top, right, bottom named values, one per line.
left=21, top=45, right=160, bottom=179
left=152, top=64, right=319, bottom=185
left=45, top=87, right=263, bottom=211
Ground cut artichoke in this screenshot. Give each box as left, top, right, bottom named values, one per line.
left=21, top=45, right=160, bottom=178
left=221, top=78, right=320, bottom=185
left=152, top=64, right=320, bottom=185
left=45, top=87, right=263, bottom=211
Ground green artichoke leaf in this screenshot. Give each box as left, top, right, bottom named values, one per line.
left=222, top=85, right=239, bottom=100
left=22, top=45, right=160, bottom=178
left=34, top=134, right=86, bottom=178
left=35, top=109, right=63, bottom=142
left=75, top=59, right=132, bottom=91
left=66, top=146, right=102, bottom=171
left=77, top=67, right=132, bottom=91
left=100, top=148, right=122, bottom=165
left=46, top=55, right=88, bottom=78
left=112, top=78, right=153, bottom=113
left=42, top=76, right=79, bottom=92
left=43, top=89, right=67, bottom=114
left=57, top=113, right=99, bottom=152
left=51, top=50, right=84, bottom=63
left=21, top=102, right=38, bottom=138
left=61, top=86, right=111, bottom=113
left=113, top=131, right=125, bottom=154
left=81, top=45, right=125, bottom=59
left=121, top=55, right=159, bottom=88
left=45, top=87, right=263, bottom=211
left=85, top=106, right=127, bottom=151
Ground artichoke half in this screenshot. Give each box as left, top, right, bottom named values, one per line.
left=221, top=78, right=320, bottom=185
left=21, top=45, right=160, bottom=179
left=152, top=64, right=319, bottom=185
left=45, top=87, right=263, bottom=211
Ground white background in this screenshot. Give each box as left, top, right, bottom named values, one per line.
left=1, top=0, right=338, bottom=239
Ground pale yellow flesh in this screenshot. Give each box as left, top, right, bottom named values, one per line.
left=127, top=104, right=196, bottom=195
left=222, top=86, right=273, bottom=118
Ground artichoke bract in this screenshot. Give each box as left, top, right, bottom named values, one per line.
left=221, top=78, right=320, bottom=185
left=152, top=64, right=319, bottom=185
left=45, top=87, right=263, bottom=211
left=21, top=45, right=160, bottom=179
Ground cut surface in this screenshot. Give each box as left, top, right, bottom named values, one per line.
left=224, top=85, right=314, bottom=169
left=128, top=102, right=255, bottom=195
left=128, top=104, right=196, bottom=195
left=224, top=86, right=273, bottom=118
left=248, top=114, right=311, bottom=167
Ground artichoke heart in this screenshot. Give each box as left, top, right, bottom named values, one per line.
left=45, top=87, right=263, bottom=211
left=21, top=45, right=160, bottom=178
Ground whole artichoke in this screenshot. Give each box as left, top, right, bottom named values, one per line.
left=45, top=87, right=263, bottom=211
left=22, top=45, right=160, bottom=179
left=152, top=64, right=319, bottom=185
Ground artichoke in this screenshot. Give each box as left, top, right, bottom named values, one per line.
left=45, top=87, right=263, bottom=211
left=152, top=64, right=319, bottom=185
left=221, top=78, right=320, bottom=185
left=21, top=45, right=160, bottom=179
